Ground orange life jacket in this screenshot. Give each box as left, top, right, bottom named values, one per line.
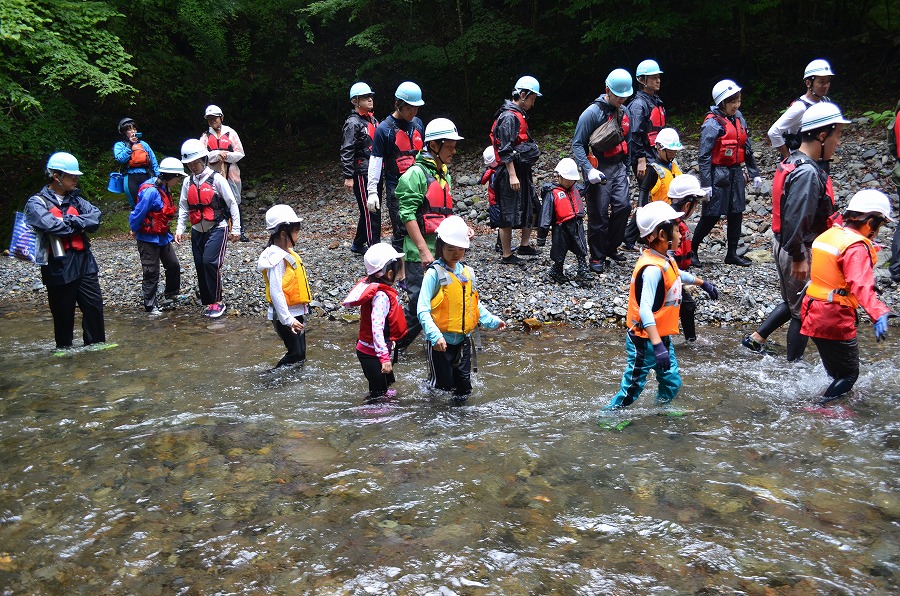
left=626, top=251, right=682, bottom=338
left=344, top=280, right=408, bottom=345
left=490, top=109, right=530, bottom=163
left=771, top=156, right=836, bottom=234
left=550, top=185, right=584, bottom=224
left=390, top=119, right=423, bottom=175
left=48, top=203, right=87, bottom=251
left=706, top=113, right=746, bottom=166
left=806, top=225, right=877, bottom=309
left=137, top=182, right=176, bottom=235
left=414, top=165, right=454, bottom=235
left=128, top=142, right=151, bottom=169
left=186, top=173, right=226, bottom=226
left=646, top=104, right=666, bottom=146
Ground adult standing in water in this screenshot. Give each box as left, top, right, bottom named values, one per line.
left=113, top=117, right=159, bottom=208
left=341, top=82, right=380, bottom=254
left=200, top=105, right=248, bottom=241
left=490, top=75, right=542, bottom=265
left=768, top=60, right=834, bottom=160
left=367, top=81, right=426, bottom=253
left=571, top=68, right=633, bottom=273
left=174, top=138, right=241, bottom=319
left=24, top=152, right=109, bottom=351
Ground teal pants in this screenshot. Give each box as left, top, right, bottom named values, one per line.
left=607, top=332, right=681, bottom=409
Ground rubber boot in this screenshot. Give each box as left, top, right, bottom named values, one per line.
left=724, top=246, right=751, bottom=266
left=575, top=257, right=592, bottom=281
left=549, top=262, right=568, bottom=284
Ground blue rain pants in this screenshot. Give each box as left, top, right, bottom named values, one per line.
left=607, top=332, right=681, bottom=409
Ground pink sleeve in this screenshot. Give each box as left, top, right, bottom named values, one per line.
left=841, top=243, right=889, bottom=321
left=371, top=292, right=391, bottom=362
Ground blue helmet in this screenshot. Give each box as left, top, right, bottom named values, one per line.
left=349, top=82, right=373, bottom=99
left=635, top=59, right=663, bottom=78
left=605, top=69, right=633, bottom=97
left=514, top=75, right=542, bottom=97
left=46, top=152, right=83, bottom=175
left=395, top=81, right=424, bottom=106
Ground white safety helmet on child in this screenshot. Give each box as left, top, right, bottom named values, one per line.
left=667, top=174, right=704, bottom=201
left=424, top=118, right=464, bottom=142
left=482, top=146, right=497, bottom=167
left=712, top=80, right=741, bottom=106
left=804, top=59, right=834, bottom=79
left=158, top=157, right=188, bottom=176
left=265, top=204, right=302, bottom=232
left=800, top=102, right=850, bottom=132
left=554, top=158, right=580, bottom=182
left=205, top=104, right=223, bottom=118
left=46, top=152, right=83, bottom=175
left=847, top=189, right=894, bottom=222
left=436, top=215, right=470, bottom=248
left=654, top=128, right=683, bottom=151
left=637, top=201, right=684, bottom=238
left=364, top=243, right=405, bottom=275
left=180, top=138, right=208, bottom=163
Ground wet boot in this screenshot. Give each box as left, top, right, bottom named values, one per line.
left=575, top=258, right=592, bottom=281
left=549, top=262, right=568, bottom=284
left=724, top=246, right=751, bottom=266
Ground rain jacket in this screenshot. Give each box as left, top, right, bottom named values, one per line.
left=113, top=139, right=159, bottom=176
left=491, top=100, right=540, bottom=226
left=396, top=151, right=452, bottom=263
left=340, top=110, right=378, bottom=178
left=627, top=90, right=666, bottom=162
left=698, top=107, right=759, bottom=217
left=773, top=150, right=832, bottom=263
left=201, top=125, right=245, bottom=187
left=571, top=95, right=633, bottom=177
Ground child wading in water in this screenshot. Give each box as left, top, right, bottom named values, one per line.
left=418, top=215, right=506, bottom=399
left=537, top=157, right=590, bottom=283
left=257, top=205, right=311, bottom=369
left=342, top=244, right=408, bottom=401
left=667, top=174, right=709, bottom=342
left=604, top=202, right=719, bottom=411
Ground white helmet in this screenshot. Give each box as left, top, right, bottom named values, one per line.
left=159, top=157, right=188, bottom=176
left=205, top=104, right=223, bottom=118
left=435, top=215, right=469, bottom=248
left=667, top=174, right=704, bottom=200
left=482, top=146, right=498, bottom=167
left=180, top=138, right=208, bottom=163
left=364, top=243, right=404, bottom=275
left=712, top=79, right=741, bottom=105
left=554, top=158, right=580, bottom=181
left=654, top=128, right=683, bottom=151
left=424, top=118, right=464, bottom=142
left=265, top=204, right=302, bottom=232
left=800, top=102, right=850, bottom=132
left=847, top=189, right=894, bottom=222
left=637, top=201, right=684, bottom=238
left=804, top=59, right=834, bottom=79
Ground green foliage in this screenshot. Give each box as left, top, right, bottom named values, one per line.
left=862, top=110, right=896, bottom=128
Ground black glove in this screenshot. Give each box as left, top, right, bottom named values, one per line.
left=699, top=280, right=718, bottom=300
left=653, top=341, right=670, bottom=371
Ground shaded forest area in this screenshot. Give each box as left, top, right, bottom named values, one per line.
left=1, top=0, right=898, bottom=234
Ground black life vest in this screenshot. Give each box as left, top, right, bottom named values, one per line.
left=137, top=182, right=176, bottom=235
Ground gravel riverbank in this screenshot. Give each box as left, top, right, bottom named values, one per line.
left=3, top=123, right=898, bottom=332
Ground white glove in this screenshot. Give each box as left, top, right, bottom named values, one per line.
left=587, top=168, right=604, bottom=184
left=366, top=191, right=379, bottom=212
left=700, top=187, right=712, bottom=199
left=752, top=176, right=763, bottom=190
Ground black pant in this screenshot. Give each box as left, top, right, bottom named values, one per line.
left=137, top=240, right=180, bottom=311
left=190, top=226, right=227, bottom=305
left=890, top=222, right=900, bottom=282
left=585, top=167, right=629, bottom=261
left=385, top=187, right=406, bottom=252
left=46, top=271, right=105, bottom=348
left=680, top=289, right=697, bottom=341
left=397, top=260, right=424, bottom=350
left=124, top=172, right=151, bottom=208
left=272, top=317, right=306, bottom=368
left=550, top=218, right=588, bottom=264
left=357, top=349, right=395, bottom=399
left=692, top=212, right=743, bottom=252
left=426, top=338, right=472, bottom=396
left=811, top=336, right=859, bottom=401
left=352, top=173, right=380, bottom=250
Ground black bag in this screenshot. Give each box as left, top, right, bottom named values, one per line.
left=514, top=141, right=541, bottom=166
left=589, top=106, right=625, bottom=154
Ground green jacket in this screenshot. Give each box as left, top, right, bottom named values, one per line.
left=396, top=150, right=453, bottom=262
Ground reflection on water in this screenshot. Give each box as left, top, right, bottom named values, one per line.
left=0, top=307, right=898, bottom=593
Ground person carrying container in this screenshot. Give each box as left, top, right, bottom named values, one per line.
left=537, top=158, right=590, bottom=283
left=768, top=59, right=834, bottom=160
left=742, top=102, right=850, bottom=360
left=490, top=75, right=543, bottom=265
left=24, top=152, right=112, bottom=352
left=113, top=117, right=159, bottom=208
left=341, top=82, right=380, bottom=254
left=571, top=68, right=633, bottom=273
left=418, top=216, right=506, bottom=400
left=628, top=59, right=666, bottom=181
left=801, top=190, right=893, bottom=405
left=129, top=157, right=188, bottom=315
left=201, top=104, right=248, bottom=241
left=667, top=174, right=709, bottom=342
left=623, top=127, right=683, bottom=248
left=343, top=243, right=408, bottom=402
left=603, top=202, right=718, bottom=411
left=693, top=79, right=762, bottom=267
left=174, top=138, right=241, bottom=319
left=367, top=81, right=426, bottom=253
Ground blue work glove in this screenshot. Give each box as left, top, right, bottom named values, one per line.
left=874, top=313, right=889, bottom=341
left=699, top=280, right=719, bottom=300
left=652, top=341, right=671, bottom=371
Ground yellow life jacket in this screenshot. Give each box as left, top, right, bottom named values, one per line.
left=649, top=160, right=682, bottom=204
left=806, top=225, right=877, bottom=309
left=429, top=263, right=479, bottom=334
left=263, top=248, right=312, bottom=307
left=626, top=250, right=683, bottom=338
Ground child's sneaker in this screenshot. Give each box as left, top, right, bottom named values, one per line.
left=385, top=389, right=398, bottom=398
left=741, top=334, right=766, bottom=353
left=206, top=302, right=226, bottom=319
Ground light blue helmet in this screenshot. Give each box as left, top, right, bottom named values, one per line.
left=514, top=75, right=542, bottom=97
left=46, top=152, right=83, bottom=175
left=605, top=68, right=633, bottom=97
left=635, top=59, right=663, bottom=78
left=349, top=82, right=373, bottom=100
left=395, top=81, right=424, bottom=106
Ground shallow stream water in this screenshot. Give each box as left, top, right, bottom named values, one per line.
left=1, top=307, right=899, bottom=594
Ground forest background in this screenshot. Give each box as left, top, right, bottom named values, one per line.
left=1, top=0, right=898, bottom=242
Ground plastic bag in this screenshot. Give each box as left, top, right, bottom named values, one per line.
left=9, top=211, right=48, bottom=265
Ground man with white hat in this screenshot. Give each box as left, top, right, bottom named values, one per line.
left=768, top=59, right=835, bottom=160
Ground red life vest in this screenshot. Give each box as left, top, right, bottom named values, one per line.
left=602, top=111, right=630, bottom=158
left=706, top=113, right=746, bottom=166
left=137, top=182, right=176, bottom=235
left=48, top=203, right=87, bottom=251
left=490, top=109, right=530, bottom=163
left=415, top=165, right=454, bottom=235
left=390, top=119, right=423, bottom=175
left=646, top=104, right=666, bottom=146
left=894, top=114, right=900, bottom=159
left=480, top=167, right=496, bottom=206
left=128, top=142, right=151, bottom=169
left=550, top=185, right=584, bottom=224
left=206, top=131, right=234, bottom=152
left=771, top=156, right=836, bottom=234
left=186, top=173, right=226, bottom=225
left=344, top=280, right=408, bottom=345
left=673, top=220, right=692, bottom=269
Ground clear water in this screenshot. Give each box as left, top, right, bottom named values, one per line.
left=0, top=307, right=898, bottom=594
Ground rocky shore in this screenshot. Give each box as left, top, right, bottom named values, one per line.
left=2, top=123, right=897, bottom=331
